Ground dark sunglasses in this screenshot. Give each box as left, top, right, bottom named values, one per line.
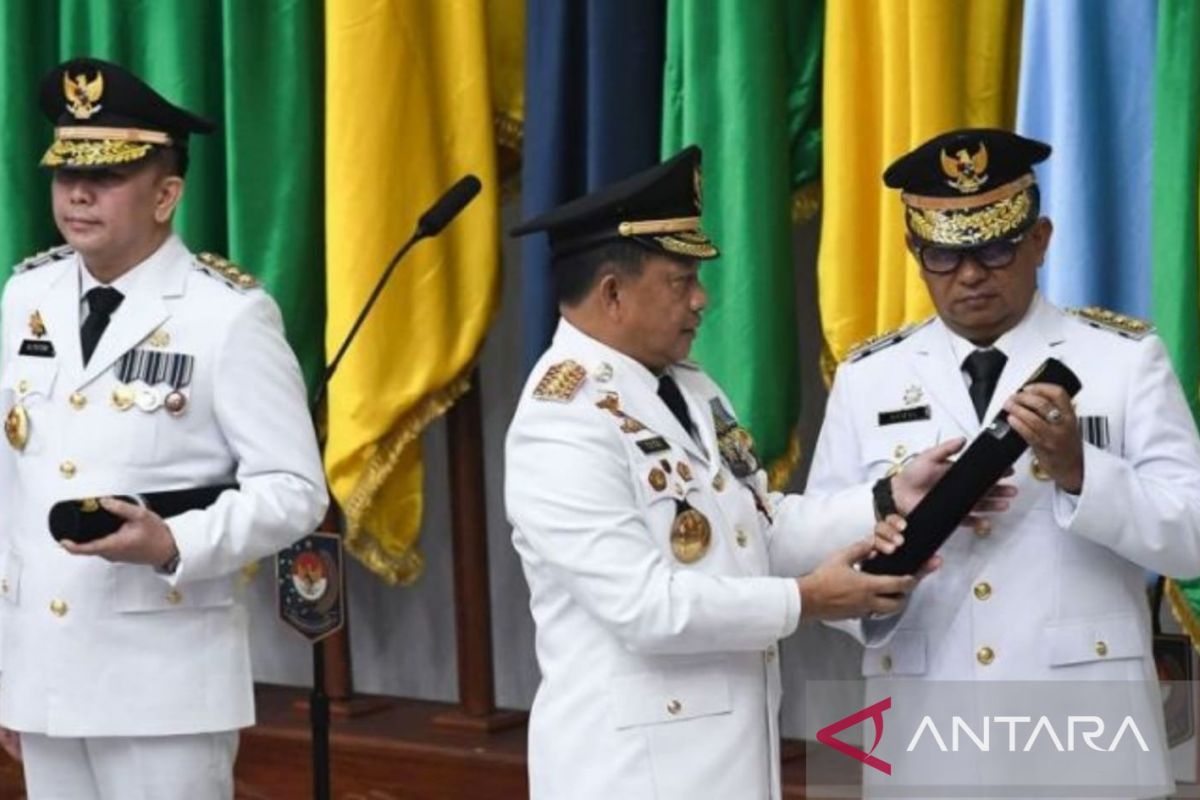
left=913, top=234, right=1024, bottom=275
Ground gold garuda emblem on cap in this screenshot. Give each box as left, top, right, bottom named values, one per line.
left=64, top=71, right=104, bottom=120
left=940, top=143, right=989, bottom=194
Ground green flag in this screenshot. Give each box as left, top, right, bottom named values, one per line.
left=661, top=0, right=823, bottom=487
left=1152, top=0, right=1200, bottom=643
left=0, top=3, right=59, bottom=269
left=0, top=1, right=325, bottom=393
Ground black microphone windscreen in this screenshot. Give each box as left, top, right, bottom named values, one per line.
left=416, top=175, right=482, bottom=238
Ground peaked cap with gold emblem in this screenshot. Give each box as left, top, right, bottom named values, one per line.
left=510, top=145, right=719, bottom=261
left=38, top=57, right=214, bottom=170
left=884, top=128, right=1051, bottom=249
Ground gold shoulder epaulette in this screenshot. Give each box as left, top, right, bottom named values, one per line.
left=1067, top=306, right=1154, bottom=340
left=533, top=360, right=587, bottom=402
left=846, top=318, right=931, bottom=362
left=13, top=244, right=73, bottom=274
left=196, top=252, right=260, bottom=291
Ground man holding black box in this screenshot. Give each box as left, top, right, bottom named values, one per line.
left=810, top=128, right=1200, bottom=795
left=0, top=59, right=326, bottom=798
left=504, top=144, right=1028, bottom=799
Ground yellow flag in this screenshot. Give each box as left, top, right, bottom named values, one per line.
left=818, top=0, right=1023, bottom=372
left=325, top=0, right=502, bottom=584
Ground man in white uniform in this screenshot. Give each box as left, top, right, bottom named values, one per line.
left=504, top=147, right=1000, bottom=799
left=0, top=58, right=327, bottom=798
left=813, top=128, right=1200, bottom=797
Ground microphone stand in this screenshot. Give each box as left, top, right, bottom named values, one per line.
left=305, top=230, right=425, bottom=800
left=292, top=175, right=481, bottom=800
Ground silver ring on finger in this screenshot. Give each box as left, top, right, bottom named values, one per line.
left=1045, top=406, right=1064, bottom=425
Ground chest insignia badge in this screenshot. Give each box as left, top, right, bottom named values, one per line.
left=29, top=311, right=46, bottom=338
left=5, top=405, right=28, bottom=451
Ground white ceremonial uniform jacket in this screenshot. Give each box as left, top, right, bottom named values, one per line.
left=0, top=236, right=327, bottom=737
left=506, top=319, right=875, bottom=800
left=810, top=294, right=1200, bottom=795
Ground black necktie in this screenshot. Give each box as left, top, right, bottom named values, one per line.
left=80, top=286, right=124, bottom=366
left=963, top=348, right=1007, bottom=421
left=657, top=374, right=696, bottom=437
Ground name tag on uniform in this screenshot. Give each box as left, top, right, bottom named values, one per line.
left=18, top=339, right=55, bottom=358
left=878, top=405, right=931, bottom=426
left=636, top=436, right=670, bottom=454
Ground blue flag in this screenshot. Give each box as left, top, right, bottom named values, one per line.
left=1016, top=0, right=1157, bottom=316
left=519, top=0, right=666, bottom=370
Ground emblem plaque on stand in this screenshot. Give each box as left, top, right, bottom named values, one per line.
left=277, top=532, right=345, bottom=642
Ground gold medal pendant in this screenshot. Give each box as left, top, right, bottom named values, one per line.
left=670, top=500, right=712, bottom=564
left=5, top=405, right=28, bottom=451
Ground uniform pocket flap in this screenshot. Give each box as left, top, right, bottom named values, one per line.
left=1046, top=613, right=1145, bottom=667
left=610, top=667, right=732, bottom=729
left=5, top=359, right=58, bottom=400
left=863, top=628, right=927, bottom=677
left=112, top=565, right=234, bottom=613
left=863, top=429, right=939, bottom=480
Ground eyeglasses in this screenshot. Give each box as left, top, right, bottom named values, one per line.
left=914, top=234, right=1024, bottom=275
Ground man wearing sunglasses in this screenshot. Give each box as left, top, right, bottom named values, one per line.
left=808, top=128, right=1200, bottom=797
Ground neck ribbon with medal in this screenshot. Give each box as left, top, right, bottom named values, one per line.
left=711, top=397, right=773, bottom=521
left=595, top=389, right=714, bottom=564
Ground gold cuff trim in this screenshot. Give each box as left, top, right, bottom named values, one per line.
left=766, top=427, right=803, bottom=492
left=1167, top=579, right=1200, bottom=655
left=41, top=139, right=155, bottom=168
left=619, top=217, right=701, bottom=236
left=902, top=174, right=1034, bottom=211
left=55, top=126, right=172, bottom=145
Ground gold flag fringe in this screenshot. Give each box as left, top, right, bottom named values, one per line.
left=1166, top=578, right=1200, bottom=655
left=792, top=181, right=821, bottom=224
left=767, top=426, right=803, bottom=492
left=341, top=372, right=474, bottom=585
left=494, top=112, right=524, bottom=154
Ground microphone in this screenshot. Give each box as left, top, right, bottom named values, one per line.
left=416, top=175, right=482, bottom=239
left=311, top=174, right=483, bottom=414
